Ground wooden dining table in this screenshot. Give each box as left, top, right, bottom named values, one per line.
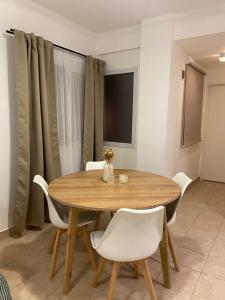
left=48, top=169, right=181, bottom=294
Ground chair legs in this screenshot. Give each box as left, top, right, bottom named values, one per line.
left=140, top=259, right=157, bottom=300
left=49, top=228, right=63, bottom=280
left=133, top=262, right=140, bottom=279
left=94, top=212, right=102, bottom=231
left=80, top=226, right=98, bottom=271
left=48, top=224, right=97, bottom=281
left=92, top=258, right=157, bottom=300
left=48, top=227, right=58, bottom=254
left=167, top=229, right=179, bottom=272
left=92, top=257, right=107, bottom=287
left=107, top=262, right=120, bottom=300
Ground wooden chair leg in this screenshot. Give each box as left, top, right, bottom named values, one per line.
left=159, top=214, right=171, bottom=288
left=49, top=228, right=62, bottom=280
left=141, top=259, right=157, bottom=300
left=133, top=262, right=139, bottom=279
left=63, top=207, right=79, bottom=294
left=94, top=212, right=102, bottom=231
left=81, top=226, right=97, bottom=271
left=107, top=261, right=120, bottom=300
left=168, top=228, right=179, bottom=272
left=48, top=227, right=58, bottom=254
left=92, top=257, right=106, bottom=287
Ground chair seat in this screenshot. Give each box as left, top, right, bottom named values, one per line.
left=167, top=212, right=176, bottom=227
left=90, top=230, right=104, bottom=249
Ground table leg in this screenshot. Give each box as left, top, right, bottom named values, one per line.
left=63, top=207, right=79, bottom=294
left=159, top=212, right=171, bottom=289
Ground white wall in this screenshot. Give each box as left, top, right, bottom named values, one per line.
left=205, top=68, right=225, bottom=85
left=137, top=15, right=175, bottom=176
left=136, top=22, right=202, bottom=180
left=98, top=49, right=140, bottom=169
left=96, top=25, right=140, bottom=54
left=0, top=0, right=96, bottom=232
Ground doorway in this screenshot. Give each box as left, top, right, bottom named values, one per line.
left=202, top=85, right=225, bottom=183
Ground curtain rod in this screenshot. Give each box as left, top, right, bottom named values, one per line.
left=6, top=29, right=87, bottom=58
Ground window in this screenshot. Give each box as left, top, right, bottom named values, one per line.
left=182, top=63, right=205, bottom=147
left=104, top=70, right=136, bottom=147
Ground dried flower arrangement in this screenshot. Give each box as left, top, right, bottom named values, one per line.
left=103, top=146, right=115, bottom=164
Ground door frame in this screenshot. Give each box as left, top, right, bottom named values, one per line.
left=200, top=83, right=225, bottom=181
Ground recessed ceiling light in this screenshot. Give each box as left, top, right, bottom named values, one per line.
left=219, top=53, right=225, bottom=62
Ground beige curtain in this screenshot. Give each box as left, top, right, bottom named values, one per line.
left=13, top=30, right=61, bottom=235
left=82, top=56, right=105, bottom=168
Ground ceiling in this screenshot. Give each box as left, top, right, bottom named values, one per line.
left=178, top=32, right=225, bottom=69
left=30, top=0, right=225, bottom=33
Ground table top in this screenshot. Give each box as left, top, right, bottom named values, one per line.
left=48, top=169, right=181, bottom=211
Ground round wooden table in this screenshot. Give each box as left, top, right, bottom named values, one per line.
left=49, top=169, right=181, bottom=294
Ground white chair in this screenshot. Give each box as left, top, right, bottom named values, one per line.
left=166, top=172, right=192, bottom=272
left=33, top=175, right=97, bottom=279
left=90, top=206, right=165, bottom=300
left=86, top=160, right=106, bottom=171
left=85, top=161, right=106, bottom=229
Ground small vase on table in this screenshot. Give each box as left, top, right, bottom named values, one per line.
left=102, top=147, right=115, bottom=183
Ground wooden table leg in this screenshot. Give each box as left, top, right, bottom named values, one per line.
left=63, top=207, right=79, bottom=294
left=159, top=212, right=171, bottom=289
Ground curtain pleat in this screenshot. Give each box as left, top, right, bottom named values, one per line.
left=82, top=56, right=105, bottom=168
left=13, top=30, right=61, bottom=234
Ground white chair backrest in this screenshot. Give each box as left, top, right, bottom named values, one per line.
left=86, top=161, right=106, bottom=171
left=33, top=175, right=67, bottom=229
left=172, top=172, right=192, bottom=198
left=95, top=206, right=165, bottom=262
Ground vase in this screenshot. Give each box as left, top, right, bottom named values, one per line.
left=103, top=162, right=114, bottom=183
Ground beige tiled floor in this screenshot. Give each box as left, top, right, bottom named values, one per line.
left=1, top=180, right=225, bottom=299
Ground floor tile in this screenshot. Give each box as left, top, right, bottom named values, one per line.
left=157, top=266, right=200, bottom=295
left=174, top=246, right=207, bottom=272
left=209, top=239, right=225, bottom=259
left=185, top=226, right=218, bottom=242
left=192, top=213, right=223, bottom=232
left=190, top=295, right=208, bottom=300
left=194, top=274, right=225, bottom=300
left=174, top=234, right=214, bottom=256
left=10, top=280, right=52, bottom=300
left=203, top=256, right=225, bottom=281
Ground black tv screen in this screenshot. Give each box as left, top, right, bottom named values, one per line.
left=104, top=72, right=134, bottom=144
